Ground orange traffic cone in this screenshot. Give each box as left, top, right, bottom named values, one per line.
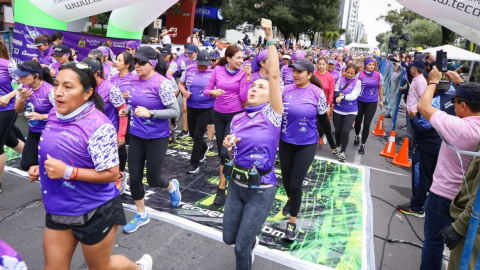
left=380, top=131, right=396, bottom=158
left=372, top=114, right=386, bottom=136
left=392, top=138, right=411, bottom=168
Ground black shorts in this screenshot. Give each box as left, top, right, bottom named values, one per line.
left=45, top=196, right=126, bottom=245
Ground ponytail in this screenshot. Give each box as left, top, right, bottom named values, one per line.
left=90, top=91, right=105, bottom=114
left=310, top=73, right=323, bottom=89
left=41, top=67, right=55, bottom=85
left=218, top=57, right=227, bottom=66
left=155, top=52, right=168, bottom=77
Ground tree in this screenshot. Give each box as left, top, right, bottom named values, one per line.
left=96, top=12, right=110, bottom=35
left=376, top=32, right=386, bottom=45
left=441, top=26, right=458, bottom=45
left=403, top=19, right=442, bottom=48
left=376, top=5, right=423, bottom=35
left=345, top=31, right=353, bottom=45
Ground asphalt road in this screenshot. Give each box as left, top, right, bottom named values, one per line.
left=0, top=99, right=435, bottom=270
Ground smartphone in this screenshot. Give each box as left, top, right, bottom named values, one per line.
left=414, top=52, right=423, bottom=61
left=441, top=52, right=448, bottom=73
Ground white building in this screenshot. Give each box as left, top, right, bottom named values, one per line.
left=338, top=0, right=360, bottom=42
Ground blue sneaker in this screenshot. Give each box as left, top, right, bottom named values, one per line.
left=169, top=179, right=182, bottom=207
left=123, top=213, right=150, bottom=234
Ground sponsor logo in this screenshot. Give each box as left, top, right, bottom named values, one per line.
left=78, top=37, right=86, bottom=48
left=13, top=48, right=19, bottom=55
left=22, top=51, right=38, bottom=58
left=87, top=39, right=101, bottom=46
left=217, top=9, right=224, bottom=20
left=177, top=202, right=224, bottom=218
left=61, top=131, right=79, bottom=142
left=299, top=127, right=307, bottom=132
left=12, top=39, right=23, bottom=46
left=195, top=8, right=211, bottom=16
left=262, top=225, right=285, bottom=238
left=13, top=29, right=23, bottom=34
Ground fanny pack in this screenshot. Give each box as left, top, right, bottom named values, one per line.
left=50, top=207, right=98, bottom=226
left=224, top=162, right=273, bottom=188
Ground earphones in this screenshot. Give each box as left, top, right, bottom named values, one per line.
left=33, top=75, right=38, bottom=79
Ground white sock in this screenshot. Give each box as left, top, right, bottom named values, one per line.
left=138, top=212, right=147, bottom=219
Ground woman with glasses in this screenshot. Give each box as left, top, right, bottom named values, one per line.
left=125, top=41, right=139, bottom=56
left=30, top=35, right=54, bottom=67
left=27, top=61, right=153, bottom=270
left=203, top=45, right=247, bottom=206
left=50, top=44, right=74, bottom=78
left=13, top=61, right=55, bottom=173
left=119, top=46, right=181, bottom=233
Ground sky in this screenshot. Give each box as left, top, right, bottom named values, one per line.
left=357, top=0, right=405, bottom=47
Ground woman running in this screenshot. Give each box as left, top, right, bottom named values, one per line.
left=0, top=41, right=23, bottom=193
left=13, top=61, right=55, bottom=172
left=50, top=44, right=74, bottom=78
left=30, top=35, right=54, bottom=67
left=81, top=57, right=129, bottom=194
left=204, top=45, right=247, bottom=205
left=279, top=58, right=331, bottom=240
left=178, top=50, right=214, bottom=174
left=354, top=58, right=384, bottom=154
left=125, top=41, right=139, bottom=56
left=119, top=46, right=181, bottom=233
left=333, top=63, right=362, bottom=162
left=222, top=18, right=282, bottom=270
left=27, top=61, right=153, bottom=270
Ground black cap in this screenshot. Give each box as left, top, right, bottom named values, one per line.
left=197, top=50, right=210, bottom=66
left=159, top=47, right=171, bottom=56
left=289, top=58, right=314, bottom=73
left=134, top=46, right=158, bottom=62
left=163, top=43, right=172, bottom=49
left=52, top=44, right=71, bottom=57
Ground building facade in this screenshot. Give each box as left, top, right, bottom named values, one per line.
left=338, top=0, right=360, bottom=43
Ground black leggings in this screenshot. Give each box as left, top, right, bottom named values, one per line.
left=0, top=110, right=17, bottom=155
left=333, top=112, right=356, bottom=153
left=213, top=110, right=242, bottom=165
left=187, top=106, right=213, bottom=167
left=316, top=113, right=337, bottom=149
left=21, top=130, right=41, bottom=171
left=279, top=139, right=317, bottom=218
left=128, top=135, right=169, bottom=201
left=354, top=101, right=377, bottom=145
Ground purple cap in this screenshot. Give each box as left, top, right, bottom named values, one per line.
left=126, top=41, right=139, bottom=50
left=292, top=50, right=306, bottom=61
left=251, top=50, right=268, bottom=73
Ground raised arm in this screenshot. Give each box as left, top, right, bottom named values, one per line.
left=262, top=18, right=282, bottom=115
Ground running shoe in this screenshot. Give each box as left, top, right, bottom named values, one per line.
left=177, top=130, right=189, bottom=139
left=200, top=143, right=210, bottom=162
left=397, top=204, right=425, bottom=218
left=332, top=147, right=340, bottom=156
left=116, top=172, right=128, bottom=195
left=136, top=254, right=153, bottom=270
left=318, top=138, right=324, bottom=148
left=282, top=201, right=291, bottom=216
left=354, top=136, right=360, bottom=146
left=169, top=179, right=182, bottom=207
left=285, top=222, right=297, bottom=241
left=338, top=152, right=346, bottom=162
left=358, top=145, right=365, bottom=155
left=171, top=123, right=177, bottom=130
left=123, top=213, right=150, bottom=233
left=252, top=236, right=259, bottom=264
left=186, top=166, right=199, bottom=174
left=206, top=139, right=214, bottom=149
left=213, top=188, right=226, bottom=205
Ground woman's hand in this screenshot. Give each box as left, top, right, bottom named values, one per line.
left=119, top=109, right=128, bottom=117
left=242, top=64, right=252, bottom=76
left=210, top=89, right=225, bottom=98
left=223, top=135, right=242, bottom=149
left=0, top=95, right=12, bottom=107
left=28, top=165, right=40, bottom=182
left=26, top=112, right=44, bottom=121
left=122, top=91, right=130, bottom=100
left=261, top=18, right=273, bottom=37
left=44, top=154, right=68, bottom=179
left=118, top=139, right=125, bottom=146
left=18, top=88, right=33, bottom=101
left=379, top=99, right=384, bottom=110
left=134, top=106, right=150, bottom=118
left=183, top=91, right=192, bottom=99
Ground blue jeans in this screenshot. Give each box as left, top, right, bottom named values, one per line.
left=411, top=150, right=438, bottom=211
left=421, top=192, right=453, bottom=270
left=223, top=180, right=277, bottom=270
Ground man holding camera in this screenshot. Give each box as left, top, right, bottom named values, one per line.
left=160, top=26, right=177, bottom=46
left=416, top=66, right=480, bottom=270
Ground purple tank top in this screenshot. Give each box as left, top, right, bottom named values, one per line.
left=0, top=58, right=16, bottom=112
left=96, top=80, right=125, bottom=131
left=128, top=72, right=177, bottom=139
left=281, top=83, right=328, bottom=145
left=18, top=82, right=54, bottom=132
left=183, top=64, right=214, bottom=109
left=357, top=71, right=381, bottom=102
left=39, top=102, right=119, bottom=216
left=231, top=104, right=282, bottom=185
left=282, top=66, right=294, bottom=85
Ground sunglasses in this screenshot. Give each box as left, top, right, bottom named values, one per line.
left=126, top=48, right=132, bottom=52
left=133, top=58, right=149, bottom=66
left=62, top=62, right=90, bottom=70
left=210, top=58, right=218, bottom=62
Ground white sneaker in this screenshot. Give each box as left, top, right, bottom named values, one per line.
left=252, top=236, right=259, bottom=264
left=136, top=254, right=153, bottom=270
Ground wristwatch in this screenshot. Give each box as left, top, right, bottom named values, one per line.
left=149, top=110, right=154, bottom=119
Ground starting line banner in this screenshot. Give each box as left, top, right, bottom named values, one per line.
left=4, top=137, right=374, bottom=270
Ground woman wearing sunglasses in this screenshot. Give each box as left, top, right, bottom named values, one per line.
left=125, top=41, right=139, bottom=56
left=50, top=44, right=74, bottom=78
left=13, top=61, right=55, bottom=173
left=204, top=45, right=247, bottom=206
left=27, top=61, right=153, bottom=270
left=119, top=46, right=181, bottom=233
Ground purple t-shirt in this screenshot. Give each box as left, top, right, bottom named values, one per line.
left=0, top=58, right=18, bottom=112
left=50, top=62, right=61, bottom=79
left=176, top=53, right=190, bottom=76
left=329, top=69, right=341, bottom=83
left=0, top=239, right=27, bottom=269
left=128, top=73, right=177, bottom=139
left=103, top=62, right=114, bottom=78
left=96, top=80, right=125, bottom=131
left=39, top=102, right=119, bottom=216
left=180, top=64, right=214, bottom=109
left=231, top=104, right=282, bottom=185
left=204, top=65, right=247, bottom=114
left=16, top=82, right=55, bottom=132
left=240, top=72, right=285, bottom=102
left=281, top=83, right=327, bottom=145
left=357, top=71, right=384, bottom=103
left=281, top=65, right=294, bottom=85
left=39, top=46, right=54, bottom=66
left=333, top=77, right=362, bottom=115
left=109, top=71, right=136, bottom=100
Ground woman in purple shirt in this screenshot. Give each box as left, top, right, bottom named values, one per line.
left=13, top=61, right=55, bottom=172
left=125, top=40, right=139, bottom=56
left=29, top=35, right=54, bottom=67
left=203, top=45, right=247, bottom=205
left=27, top=62, right=153, bottom=270
left=178, top=50, right=214, bottom=173
left=333, top=63, right=362, bottom=162
left=279, top=58, right=334, bottom=241
left=222, top=19, right=283, bottom=269
left=119, top=46, right=181, bottom=234
left=49, top=44, right=74, bottom=79
left=354, top=58, right=384, bottom=155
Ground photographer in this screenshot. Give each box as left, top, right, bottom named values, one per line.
left=160, top=26, right=177, bottom=46
left=416, top=66, right=480, bottom=270
left=457, top=65, right=470, bottom=84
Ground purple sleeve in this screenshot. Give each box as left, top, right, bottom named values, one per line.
left=203, top=66, right=217, bottom=97
left=240, top=74, right=250, bottom=102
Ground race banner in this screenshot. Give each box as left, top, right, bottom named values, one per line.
left=11, top=22, right=140, bottom=64
left=4, top=136, right=374, bottom=270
